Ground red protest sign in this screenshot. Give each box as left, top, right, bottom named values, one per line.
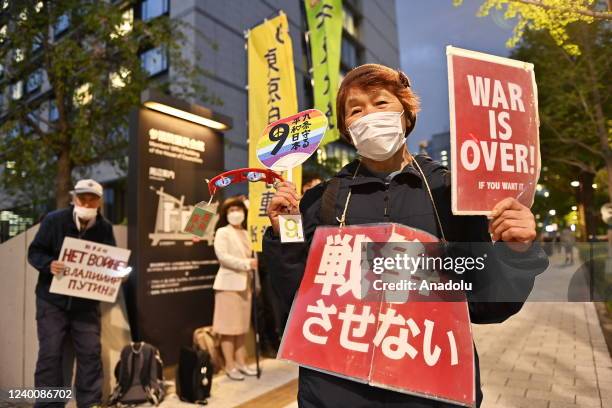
left=447, top=46, right=541, bottom=215
left=278, top=224, right=475, bottom=407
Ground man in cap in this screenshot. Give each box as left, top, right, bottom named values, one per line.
left=28, top=179, right=116, bottom=408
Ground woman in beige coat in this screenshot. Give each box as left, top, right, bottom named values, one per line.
left=212, top=197, right=258, bottom=380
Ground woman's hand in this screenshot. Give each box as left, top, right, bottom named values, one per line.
left=249, top=258, right=258, bottom=270
left=267, top=181, right=301, bottom=235
left=489, top=197, right=537, bottom=252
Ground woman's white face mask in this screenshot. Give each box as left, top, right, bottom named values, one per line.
left=227, top=210, right=245, bottom=226
left=348, top=110, right=406, bottom=161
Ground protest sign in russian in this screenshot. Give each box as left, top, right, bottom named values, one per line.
left=49, top=237, right=131, bottom=303
left=447, top=46, right=540, bottom=215
left=278, top=224, right=475, bottom=407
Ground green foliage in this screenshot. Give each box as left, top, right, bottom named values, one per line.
left=512, top=24, right=609, bottom=171
left=511, top=21, right=611, bottom=234
left=454, top=0, right=611, bottom=55
left=0, top=0, right=218, bottom=208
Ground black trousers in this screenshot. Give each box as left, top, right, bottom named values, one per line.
left=297, top=366, right=483, bottom=408
left=34, top=296, right=102, bottom=408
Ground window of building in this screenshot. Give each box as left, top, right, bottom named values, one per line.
left=10, top=81, right=23, bottom=100
left=140, top=47, right=167, bottom=76
left=26, top=69, right=43, bottom=94
left=32, top=34, right=42, bottom=52
left=49, top=100, right=59, bottom=122
left=341, top=36, right=358, bottom=69
left=342, top=6, right=357, bottom=37
left=102, top=180, right=127, bottom=224
left=0, top=210, right=34, bottom=243
left=103, top=187, right=118, bottom=222
left=7, top=125, right=19, bottom=139
left=27, top=104, right=43, bottom=123
left=141, top=0, right=168, bottom=21
left=53, top=13, right=70, bottom=38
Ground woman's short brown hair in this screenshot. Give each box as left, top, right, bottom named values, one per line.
left=336, top=64, right=420, bottom=142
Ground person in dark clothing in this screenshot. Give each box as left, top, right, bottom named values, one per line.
left=28, top=179, right=116, bottom=408
left=263, top=64, right=548, bottom=407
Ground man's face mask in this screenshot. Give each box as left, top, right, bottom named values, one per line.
left=74, top=205, right=98, bottom=220
left=348, top=110, right=405, bottom=161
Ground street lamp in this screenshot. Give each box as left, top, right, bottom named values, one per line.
left=549, top=209, right=556, bottom=216
left=570, top=181, right=580, bottom=187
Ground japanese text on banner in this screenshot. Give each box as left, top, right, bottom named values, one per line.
left=305, top=0, right=342, bottom=146
left=246, top=12, right=301, bottom=251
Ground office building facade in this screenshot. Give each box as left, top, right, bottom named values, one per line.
left=0, top=0, right=401, bottom=239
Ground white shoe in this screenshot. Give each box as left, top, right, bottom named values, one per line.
left=226, top=368, right=245, bottom=380
left=237, top=364, right=258, bottom=376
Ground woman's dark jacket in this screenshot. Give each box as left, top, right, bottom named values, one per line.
left=263, top=154, right=549, bottom=408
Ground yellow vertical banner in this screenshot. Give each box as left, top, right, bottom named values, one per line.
left=247, top=12, right=301, bottom=251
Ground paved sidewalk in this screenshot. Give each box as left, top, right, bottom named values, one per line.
left=475, top=302, right=611, bottom=408
left=474, top=248, right=612, bottom=408
left=160, top=358, right=298, bottom=407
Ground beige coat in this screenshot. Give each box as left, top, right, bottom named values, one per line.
left=212, top=225, right=252, bottom=291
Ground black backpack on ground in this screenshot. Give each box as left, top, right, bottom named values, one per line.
left=108, top=342, right=165, bottom=406
left=176, top=346, right=214, bottom=405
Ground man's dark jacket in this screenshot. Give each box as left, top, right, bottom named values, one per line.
left=28, top=206, right=116, bottom=311
left=263, top=155, right=549, bottom=408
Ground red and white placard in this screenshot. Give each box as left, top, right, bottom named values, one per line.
left=278, top=224, right=475, bottom=407
left=447, top=46, right=540, bottom=215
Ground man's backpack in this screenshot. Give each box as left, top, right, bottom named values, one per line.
left=108, top=342, right=165, bottom=406
left=176, top=346, right=214, bottom=405
left=193, top=326, right=224, bottom=374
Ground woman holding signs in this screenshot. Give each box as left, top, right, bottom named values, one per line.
left=263, top=64, right=548, bottom=407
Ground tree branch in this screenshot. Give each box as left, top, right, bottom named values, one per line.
left=511, top=0, right=612, bottom=20
left=542, top=120, right=603, bottom=159
left=549, top=157, right=596, bottom=174
left=74, top=143, right=126, bottom=167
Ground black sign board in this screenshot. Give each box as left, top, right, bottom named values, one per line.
left=128, top=106, right=225, bottom=364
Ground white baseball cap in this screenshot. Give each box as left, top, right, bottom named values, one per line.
left=72, top=179, right=103, bottom=197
